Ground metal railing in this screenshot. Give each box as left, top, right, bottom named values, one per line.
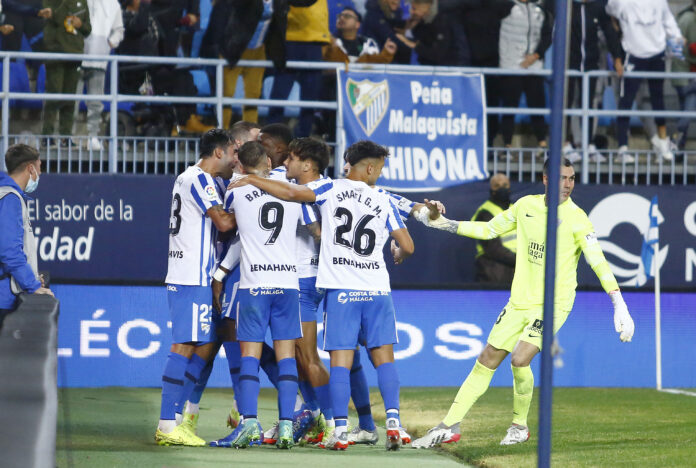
left=2, top=51, right=696, bottom=184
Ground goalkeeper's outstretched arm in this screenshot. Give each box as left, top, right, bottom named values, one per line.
left=414, top=199, right=516, bottom=240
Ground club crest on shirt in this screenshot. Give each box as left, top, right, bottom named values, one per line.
left=346, top=78, right=389, bottom=136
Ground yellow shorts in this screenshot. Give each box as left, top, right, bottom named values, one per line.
left=487, top=302, right=570, bottom=352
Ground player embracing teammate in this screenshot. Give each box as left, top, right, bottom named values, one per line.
left=231, top=140, right=415, bottom=450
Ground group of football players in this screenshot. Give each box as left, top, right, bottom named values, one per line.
left=155, top=122, right=443, bottom=451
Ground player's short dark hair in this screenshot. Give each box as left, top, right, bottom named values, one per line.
left=5, top=144, right=40, bottom=174
left=259, top=123, right=293, bottom=146
left=288, top=137, right=330, bottom=173
left=543, top=157, right=573, bottom=175
left=200, top=128, right=234, bottom=159
left=230, top=121, right=261, bottom=143
left=238, top=141, right=267, bottom=169
left=343, top=140, right=389, bottom=166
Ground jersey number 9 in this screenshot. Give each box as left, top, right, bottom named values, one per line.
left=259, top=201, right=285, bottom=245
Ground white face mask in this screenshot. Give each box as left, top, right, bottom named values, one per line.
left=25, top=166, right=40, bottom=193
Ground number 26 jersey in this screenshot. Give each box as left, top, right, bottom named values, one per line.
left=308, top=178, right=405, bottom=291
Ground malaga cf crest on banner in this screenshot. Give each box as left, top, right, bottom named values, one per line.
left=345, top=78, right=389, bottom=137
left=338, top=70, right=487, bottom=191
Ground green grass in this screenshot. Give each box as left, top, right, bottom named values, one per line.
left=57, top=387, right=696, bottom=468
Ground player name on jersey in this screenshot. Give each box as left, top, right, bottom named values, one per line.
left=334, top=189, right=384, bottom=216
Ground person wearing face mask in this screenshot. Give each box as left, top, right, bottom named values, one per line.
left=470, top=173, right=516, bottom=284
left=0, top=144, right=54, bottom=329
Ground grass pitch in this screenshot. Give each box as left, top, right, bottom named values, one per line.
left=57, top=387, right=696, bottom=468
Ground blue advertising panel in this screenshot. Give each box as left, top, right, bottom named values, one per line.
left=26, top=176, right=696, bottom=289
left=338, top=70, right=487, bottom=191
left=29, top=174, right=175, bottom=282
left=54, top=286, right=696, bottom=388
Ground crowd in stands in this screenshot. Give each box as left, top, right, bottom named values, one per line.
left=0, top=0, right=695, bottom=160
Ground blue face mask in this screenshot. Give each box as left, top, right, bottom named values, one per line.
left=25, top=168, right=40, bottom=193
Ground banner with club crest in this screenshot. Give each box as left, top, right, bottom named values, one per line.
left=337, top=70, right=488, bottom=191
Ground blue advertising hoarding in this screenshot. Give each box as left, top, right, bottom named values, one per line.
left=29, top=174, right=174, bottom=282
left=338, top=70, right=488, bottom=191
left=25, top=176, right=696, bottom=289
left=54, top=286, right=696, bottom=388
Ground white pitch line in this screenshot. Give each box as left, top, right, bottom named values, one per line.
left=658, top=388, right=696, bottom=397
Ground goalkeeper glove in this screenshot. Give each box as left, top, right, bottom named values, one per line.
left=610, top=290, right=634, bottom=342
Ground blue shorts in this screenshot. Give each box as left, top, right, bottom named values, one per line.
left=299, top=276, right=324, bottom=323
left=322, top=289, right=397, bottom=351
left=236, top=288, right=302, bottom=342
left=221, top=266, right=241, bottom=320
left=167, top=284, right=216, bottom=344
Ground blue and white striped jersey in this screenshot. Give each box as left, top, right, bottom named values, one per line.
left=308, top=178, right=406, bottom=291
left=165, top=164, right=223, bottom=286
left=376, top=188, right=415, bottom=221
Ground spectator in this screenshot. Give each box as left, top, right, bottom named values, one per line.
left=672, top=0, right=696, bottom=150
left=320, top=6, right=395, bottom=138
left=0, top=5, right=15, bottom=36
left=323, top=6, right=395, bottom=63
left=41, top=0, right=91, bottom=148
left=362, top=0, right=411, bottom=64
left=267, top=0, right=330, bottom=137
left=471, top=173, right=516, bottom=284
left=328, top=0, right=356, bottom=35
left=0, top=144, right=53, bottom=329
left=200, top=0, right=289, bottom=128
left=394, top=0, right=470, bottom=66
left=0, top=1, right=52, bottom=52
left=606, top=0, right=683, bottom=162
left=498, top=0, right=552, bottom=154
left=462, top=0, right=510, bottom=146
left=118, top=0, right=211, bottom=135
left=76, top=0, right=124, bottom=151
left=150, top=0, right=199, bottom=57
left=563, top=0, right=623, bottom=163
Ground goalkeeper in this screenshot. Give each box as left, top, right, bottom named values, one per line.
left=412, top=158, right=635, bottom=448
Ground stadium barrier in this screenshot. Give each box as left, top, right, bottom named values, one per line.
left=2, top=51, right=696, bottom=184
left=52, top=285, right=695, bottom=389
left=0, top=294, right=60, bottom=468
left=27, top=174, right=696, bottom=289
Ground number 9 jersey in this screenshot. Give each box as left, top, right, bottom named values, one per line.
left=227, top=184, right=303, bottom=289
left=308, top=178, right=405, bottom=291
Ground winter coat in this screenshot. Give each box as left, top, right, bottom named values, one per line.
left=43, top=0, right=92, bottom=54
left=498, top=0, right=552, bottom=70
left=569, top=0, right=622, bottom=71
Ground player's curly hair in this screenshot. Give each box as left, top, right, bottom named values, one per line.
left=200, top=128, right=234, bottom=159
left=288, top=137, right=330, bottom=173
left=343, top=140, right=389, bottom=166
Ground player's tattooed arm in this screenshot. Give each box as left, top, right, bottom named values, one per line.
left=207, top=205, right=237, bottom=232
left=307, top=221, right=321, bottom=243
left=228, top=174, right=316, bottom=203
